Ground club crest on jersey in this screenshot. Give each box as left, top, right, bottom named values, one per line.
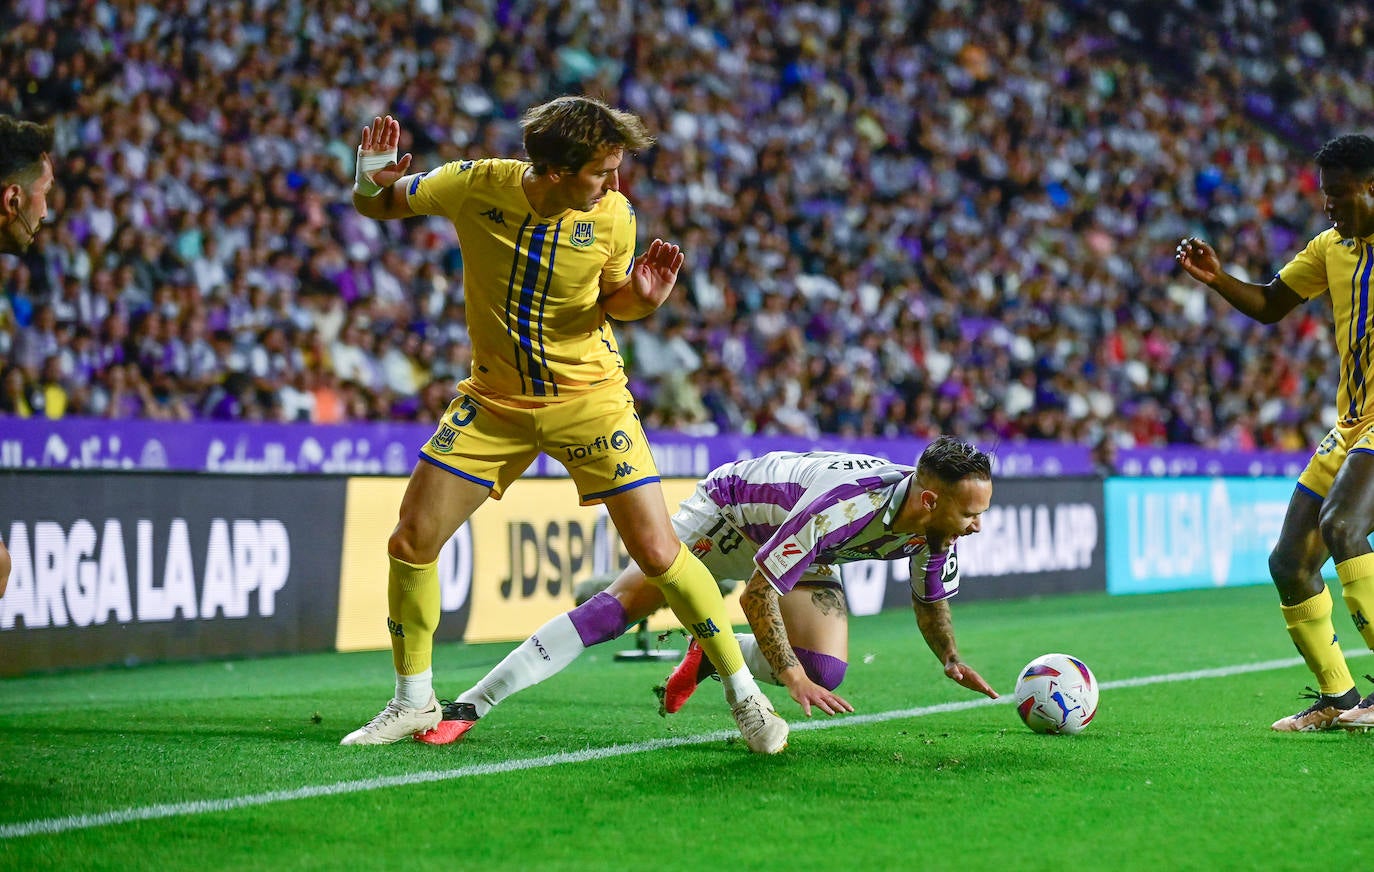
left=902, top=535, right=927, bottom=555
left=570, top=220, right=595, bottom=248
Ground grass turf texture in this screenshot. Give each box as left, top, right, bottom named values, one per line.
left=2, top=584, right=1369, bottom=871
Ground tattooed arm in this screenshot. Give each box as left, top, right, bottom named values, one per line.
left=912, top=596, right=998, bottom=698
left=740, top=570, right=853, bottom=716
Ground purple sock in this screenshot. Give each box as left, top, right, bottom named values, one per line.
left=567, top=591, right=630, bottom=646
left=794, top=647, right=848, bottom=690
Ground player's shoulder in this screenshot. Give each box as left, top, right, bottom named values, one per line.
left=1304, top=226, right=1348, bottom=254
left=592, top=189, right=635, bottom=223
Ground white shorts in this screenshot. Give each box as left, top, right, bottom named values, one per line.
left=671, top=484, right=840, bottom=588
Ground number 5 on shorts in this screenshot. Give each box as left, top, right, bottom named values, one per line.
left=451, top=395, right=478, bottom=427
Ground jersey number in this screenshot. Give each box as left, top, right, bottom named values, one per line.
left=705, top=515, right=744, bottom=555
left=450, top=396, right=479, bottom=427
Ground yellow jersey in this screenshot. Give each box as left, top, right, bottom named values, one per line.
left=1279, top=228, right=1374, bottom=424
left=405, top=158, right=636, bottom=399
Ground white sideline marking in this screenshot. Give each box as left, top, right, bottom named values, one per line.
left=0, top=655, right=1319, bottom=839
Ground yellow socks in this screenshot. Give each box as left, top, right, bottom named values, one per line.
left=1281, top=586, right=1354, bottom=695
left=387, top=554, right=440, bottom=676
left=1335, top=553, right=1374, bottom=651
left=646, top=542, right=746, bottom=678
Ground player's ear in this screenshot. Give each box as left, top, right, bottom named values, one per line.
left=1, top=184, right=18, bottom=215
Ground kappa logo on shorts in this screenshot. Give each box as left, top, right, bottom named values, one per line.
left=570, top=220, right=595, bottom=247
left=612, top=462, right=636, bottom=479
left=431, top=424, right=457, bottom=452
left=562, top=430, right=633, bottom=462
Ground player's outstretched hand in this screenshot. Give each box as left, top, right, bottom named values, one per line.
left=359, top=115, right=413, bottom=188
left=945, top=660, right=998, bottom=699
left=1175, top=236, right=1220, bottom=285
left=629, top=238, right=685, bottom=308
left=784, top=675, right=855, bottom=718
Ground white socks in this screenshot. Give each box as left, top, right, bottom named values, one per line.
left=458, top=612, right=586, bottom=718
left=396, top=668, right=434, bottom=708
left=734, top=633, right=781, bottom=687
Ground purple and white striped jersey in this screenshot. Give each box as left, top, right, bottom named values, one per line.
left=701, top=451, right=958, bottom=600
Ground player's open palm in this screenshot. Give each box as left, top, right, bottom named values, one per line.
left=785, top=675, right=855, bottom=718
left=629, top=238, right=685, bottom=308
left=359, top=115, right=413, bottom=188
left=1176, top=236, right=1221, bottom=285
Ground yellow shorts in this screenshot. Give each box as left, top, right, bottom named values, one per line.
left=1297, top=418, right=1374, bottom=499
left=418, top=378, right=660, bottom=505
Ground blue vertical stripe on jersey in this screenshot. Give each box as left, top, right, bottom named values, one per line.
left=1349, top=246, right=1370, bottom=421
left=504, top=216, right=533, bottom=394
left=1355, top=247, right=1373, bottom=420
left=534, top=221, right=562, bottom=396
left=516, top=222, right=553, bottom=396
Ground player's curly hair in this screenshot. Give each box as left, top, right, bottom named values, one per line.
left=1314, top=134, right=1374, bottom=180
left=521, top=96, right=653, bottom=175
left=0, top=115, right=54, bottom=185
left=917, top=435, right=993, bottom=485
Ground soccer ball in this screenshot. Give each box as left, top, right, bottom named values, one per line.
left=1013, top=653, right=1099, bottom=735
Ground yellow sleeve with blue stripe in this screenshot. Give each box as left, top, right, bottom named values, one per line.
left=604, top=197, right=636, bottom=284
left=1278, top=230, right=1336, bottom=300
left=403, top=160, right=477, bottom=220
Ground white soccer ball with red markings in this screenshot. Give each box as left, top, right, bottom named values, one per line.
left=1013, top=653, right=1099, bottom=735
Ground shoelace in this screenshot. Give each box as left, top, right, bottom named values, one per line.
left=733, top=698, right=768, bottom=732
left=365, top=700, right=407, bottom=727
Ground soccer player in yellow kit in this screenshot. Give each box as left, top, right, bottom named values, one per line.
left=341, top=98, right=787, bottom=753
left=1177, top=133, right=1374, bottom=732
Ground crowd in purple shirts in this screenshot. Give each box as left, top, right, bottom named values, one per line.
left=1, top=1, right=1371, bottom=459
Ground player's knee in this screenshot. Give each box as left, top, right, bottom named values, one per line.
left=567, top=591, right=631, bottom=645
left=388, top=524, right=440, bottom=565
left=794, top=647, right=847, bottom=691
left=1268, top=546, right=1315, bottom=586
left=1317, top=509, right=1367, bottom=559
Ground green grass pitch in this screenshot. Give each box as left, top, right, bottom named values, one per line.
left=2, top=584, right=1369, bottom=871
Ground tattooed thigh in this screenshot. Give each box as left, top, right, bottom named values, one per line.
left=807, top=585, right=847, bottom=617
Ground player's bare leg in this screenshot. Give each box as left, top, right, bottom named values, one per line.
left=1316, top=450, right=1374, bottom=729
left=606, top=483, right=787, bottom=753
left=1267, top=488, right=1359, bottom=732
left=342, top=463, right=488, bottom=745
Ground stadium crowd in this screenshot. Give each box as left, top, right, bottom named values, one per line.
left=1, top=0, right=1372, bottom=456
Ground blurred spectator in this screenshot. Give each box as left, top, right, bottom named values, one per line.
left=0, top=1, right=1370, bottom=450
